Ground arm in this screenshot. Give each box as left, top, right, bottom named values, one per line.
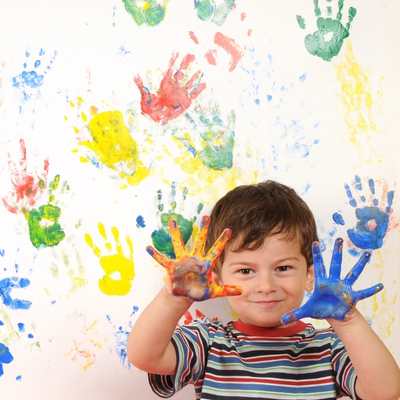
left=329, top=309, right=400, bottom=400
left=128, top=287, right=192, bottom=374
left=128, top=216, right=241, bottom=375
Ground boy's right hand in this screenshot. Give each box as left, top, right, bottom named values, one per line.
left=146, top=215, right=242, bottom=301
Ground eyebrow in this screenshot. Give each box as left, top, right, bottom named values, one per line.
left=227, top=257, right=300, bottom=267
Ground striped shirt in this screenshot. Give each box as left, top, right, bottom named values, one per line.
left=149, top=318, right=360, bottom=399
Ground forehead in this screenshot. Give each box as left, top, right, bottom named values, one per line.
left=224, top=232, right=303, bottom=263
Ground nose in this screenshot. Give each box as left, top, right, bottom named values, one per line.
left=254, top=271, right=276, bottom=294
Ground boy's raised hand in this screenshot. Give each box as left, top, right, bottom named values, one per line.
left=281, top=238, right=383, bottom=325
left=146, top=215, right=242, bottom=301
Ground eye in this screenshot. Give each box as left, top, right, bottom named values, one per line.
left=276, top=265, right=293, bottom=272
left=236, top=267, right=254, bottom=275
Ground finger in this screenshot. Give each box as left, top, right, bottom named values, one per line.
left=175, top=54, right=195, bottom=81
left=353, top=283, right=384, bottom=303
left=312, top=241, right=327, bottom=281
left=189, top=82, right=206, bottom=100
left=205, top=227, right=232, bottom=262
left=185, top=70, right=201, bottom=90
left=133, top=75, right=144, bottom=89
left=344, top=251, right=371, bottom=286
left=329, top=237, right=343, bottom=280
left=210, top=283, right=242, bottom=299
left=192, top=215, right=209, bottom=257
left=167, top=52, right=179, bottom=77
left=281, top=306, right=308, bottom=325
left=168, top=219, right=186, bottom=259
left=146, top=245, right=175, bottom=271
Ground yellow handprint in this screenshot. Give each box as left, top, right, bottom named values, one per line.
left=85, top=223, right=135, bottom=296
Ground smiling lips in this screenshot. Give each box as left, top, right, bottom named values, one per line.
left=253, top=300, right=282, bottom=309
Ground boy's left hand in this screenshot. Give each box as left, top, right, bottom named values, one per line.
left=281, top=238, right=383, bottom=324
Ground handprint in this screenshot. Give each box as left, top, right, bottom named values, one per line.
left=194, top=0, right=236, bottom=26
left=297, top=0, right=357, bottom=61
left=27, top=175, right=66, bottom=248
left=0, top=277, right=32, bottom=310
left=2, top=138, right=49, bottom=214
left=0, top=343, right=13, bottom=377
left=281, top=238, right=383, bottom=324
left=134, top=53, right=206, bottom=124
left=334, top=176, right=394, bottom=250
left=180, top=105, right=235, bottom=170
left=147, top=215, right=241, bottom=301
left=85, top=224, right=135, bottom=296
left=122, top=0, right=166, bottom=26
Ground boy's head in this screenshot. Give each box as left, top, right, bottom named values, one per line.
left=206, top=180, right=318, bottom=265
left=205, top=180, right=318, bottom=327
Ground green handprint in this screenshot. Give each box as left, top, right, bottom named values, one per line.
left=26, top=175, right=66, bottom=248
left=122, top=0, right=166, bottom=26
left=194, top=0, right=235, bottom=26
left=297, top=0, right=357, bottom=61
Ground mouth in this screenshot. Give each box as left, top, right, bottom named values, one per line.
left=253, top=300, right=282, bottom=309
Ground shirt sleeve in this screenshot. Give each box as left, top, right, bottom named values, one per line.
left=148, top=319, right=212, bottom=398
left=331, top=333, right=362, bottom=400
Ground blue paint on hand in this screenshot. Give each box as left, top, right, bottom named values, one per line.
left=0, top=277, right=32, bottom=310
left=281, top=238, right=383, bottom=324
left=136, top=215, right=146, bottom=228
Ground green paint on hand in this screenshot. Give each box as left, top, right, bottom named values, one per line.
left=27, top=204, right=65, bottom=248
left=298, top=0, right=357, bottom=62
left=123, top=0, right=166, bottom=26
left=151, top=213, right=193, bottom=258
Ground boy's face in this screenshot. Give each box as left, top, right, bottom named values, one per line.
left=219, top=232, right=313, bottom=328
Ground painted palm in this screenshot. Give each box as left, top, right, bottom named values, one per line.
left=146, top=215, right=241, bottom=301
left=281, top=238, right=383, bottom=324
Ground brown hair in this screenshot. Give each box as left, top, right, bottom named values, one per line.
left=205, top=180, right=318, bottom=266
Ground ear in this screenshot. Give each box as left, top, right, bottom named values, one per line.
left=305, top=265, right=314, bottom=292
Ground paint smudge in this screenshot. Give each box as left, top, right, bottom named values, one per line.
left=214, top=32, right=243, bottom=71
left=194, top=0, right=236, bottom=26
left=205, top=50, right=217, bottom=65
left=0, top=343, right=13, bottom=377
left=85, top=224, right=135, bottom=296
left=2, top=139, right=49, bottom=214
left=297, top=0, right=357, bottom=61
left=334, top=176, right=394, bottom=254
left=336, top=41, right=378, bottom=145
left=135, top=215, right=146, bottom=228
left=134, top=53, right=206, bottom=124
left=0, top=277, right=32, bottom=310
left=122, top=0, right=166, bottom=26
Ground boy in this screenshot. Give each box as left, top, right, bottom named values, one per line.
left=128, top=181, right=400, bottom=399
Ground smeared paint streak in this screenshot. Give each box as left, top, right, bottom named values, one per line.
left=85, top=224, right=135, bottom=296
left=79, top=110, right=149, bottom=185
left=194, top=0, right=236, bottom=26
left=134, top=53, right=206, bottom=123
left=122, top=0, right=166, bottom=26
left=2, top=139, right=49, bottom=214
left=336, top=41, right=378, bottom=144
left=135, top=215, right=145, bottom=228
left=297, top=0, right=357, bottom=61
left=0, top=277, right=32, bottom=310
left=17, top=323, right=25, bottom=332
left=189, top=31, right=199, bottom=44
left=214, top=32, right=243, bottom=71
left=0, top=249, right=4, bottom=257
left=0, top=343, right=13, bottom=377
left=205, top=50, right=217, bottom=65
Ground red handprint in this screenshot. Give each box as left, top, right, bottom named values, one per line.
left=134, top=53, right=206, bottom=124
left=2, top=139, right=49, bottom=214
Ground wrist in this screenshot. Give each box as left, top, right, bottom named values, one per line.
left=327, top=308, right=368, bottom=335
left=160, top=286, right=193, bottom=311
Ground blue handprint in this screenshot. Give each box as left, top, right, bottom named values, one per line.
left=281, top=238, right=383, bottom=324
left=0, top=277, right=32, bottom=310
left=0, top=343, right=14, bottom=377
left=333, top=176, right=394, bottom=250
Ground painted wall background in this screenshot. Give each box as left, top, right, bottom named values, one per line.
left=0, top=0, right=399, bottom=399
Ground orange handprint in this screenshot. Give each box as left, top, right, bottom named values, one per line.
left=134, top=53, right=206, bottom=124
left=146, top=215, right=241, bottom=301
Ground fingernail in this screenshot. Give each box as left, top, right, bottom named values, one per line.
left=146, top=246, right=155, bottom=255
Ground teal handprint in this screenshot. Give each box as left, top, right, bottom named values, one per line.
left=194, top=0, right=235, bottom=26
left=122, top=0, right=166, bottom=26
left=297, top=0, right=357, bottom=61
